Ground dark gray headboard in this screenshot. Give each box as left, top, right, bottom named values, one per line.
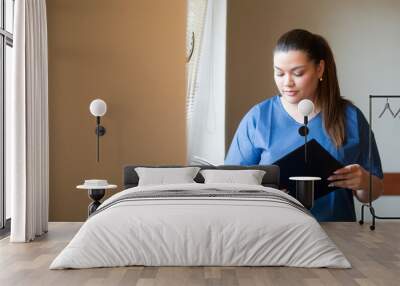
left=123, top=165, right=280, bottom=189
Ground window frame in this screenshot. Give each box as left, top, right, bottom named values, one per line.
left=0, top=0, right=14, bottom=230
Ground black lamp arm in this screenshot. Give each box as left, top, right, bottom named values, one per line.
left=95, top=116, right=106, bottom=162
left=297, top=116, right=309, bottom=164
left=95, top=116, right=106, bottom=136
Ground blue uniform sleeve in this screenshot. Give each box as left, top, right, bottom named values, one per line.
left=225, top=105, right=262, bottom=165
left=356, top=109, right=384, bottom=179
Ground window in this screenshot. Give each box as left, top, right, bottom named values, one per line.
left=1, top=0, right=14, bottom=231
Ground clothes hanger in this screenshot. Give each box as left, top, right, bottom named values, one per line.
left=378, top=98, right=395, bottom=118
left=394, top=106, right=400, bottom=118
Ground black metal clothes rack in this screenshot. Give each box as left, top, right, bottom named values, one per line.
left=359, top=95, right=400, bottom=230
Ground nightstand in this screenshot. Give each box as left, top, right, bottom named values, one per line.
left=76, top=183, right=117, bottom=216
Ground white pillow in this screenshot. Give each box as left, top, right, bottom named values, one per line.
left=200, top=169, right=266, bottom=185
left=135, top=167, right=201, bottom=186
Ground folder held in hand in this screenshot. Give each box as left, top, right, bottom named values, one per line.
left=273, top=139, right=344, bottom=200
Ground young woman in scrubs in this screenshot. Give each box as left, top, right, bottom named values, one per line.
left=225, top=29, right=384, bottom=221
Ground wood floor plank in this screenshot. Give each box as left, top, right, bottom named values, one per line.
left=0, top=222, right=400, bottom=286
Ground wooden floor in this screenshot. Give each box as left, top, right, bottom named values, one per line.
left=0, top=222, right=400, bottom=286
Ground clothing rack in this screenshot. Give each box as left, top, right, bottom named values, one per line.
left=359, top=95, right=400, bottom=230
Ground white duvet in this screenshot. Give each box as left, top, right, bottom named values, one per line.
left=50, top=183, right=351, bottom=269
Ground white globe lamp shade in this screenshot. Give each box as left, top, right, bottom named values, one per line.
left=298, top=99, right=314, bottom=117
left=90, top=99, right=107, bottom=117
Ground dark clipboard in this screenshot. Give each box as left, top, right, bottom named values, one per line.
left=272, top=139, right=344, bottom=200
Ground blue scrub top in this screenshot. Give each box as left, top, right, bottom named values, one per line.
left=225, top=95, right=383, bottom=222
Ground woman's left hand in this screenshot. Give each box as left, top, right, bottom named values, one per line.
left=327, top=164, right=369, bottom=191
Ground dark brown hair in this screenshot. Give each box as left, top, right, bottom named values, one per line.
left=274, top=29, right=351, bottom=147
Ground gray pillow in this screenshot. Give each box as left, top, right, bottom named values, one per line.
left=135, top=167, right=201, bottom=186
left=200, top=169, right=266, bottom=185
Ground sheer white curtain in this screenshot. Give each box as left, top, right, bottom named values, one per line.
left=9, top=0, right=49, bottom=242
left=186, top=0, right=208, bottom=143
left=186, top=0, right=226, bottom=165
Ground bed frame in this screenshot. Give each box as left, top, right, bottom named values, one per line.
left=123, top=165, right=280, bottom=189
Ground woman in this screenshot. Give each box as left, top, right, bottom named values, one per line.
left=225, top=29, right=384, bottom=222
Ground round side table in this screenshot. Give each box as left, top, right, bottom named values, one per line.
left=289, top=176, right=321, bottom=210
left=76, top=184, right=117, bottom=216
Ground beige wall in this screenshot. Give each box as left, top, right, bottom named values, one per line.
left=47, top=0, right=187, bottom=221
left=226, top=0, right=278, bottom=150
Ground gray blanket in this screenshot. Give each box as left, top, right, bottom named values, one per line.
left=91, top=188, right=309, bottom=218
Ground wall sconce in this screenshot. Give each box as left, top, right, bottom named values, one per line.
left=297, top=99, right=314, bottom=164
left=89, top=99, right=107, bottom=162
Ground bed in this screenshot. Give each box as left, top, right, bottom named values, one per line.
left=50, top=165, right=351, bottom=269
